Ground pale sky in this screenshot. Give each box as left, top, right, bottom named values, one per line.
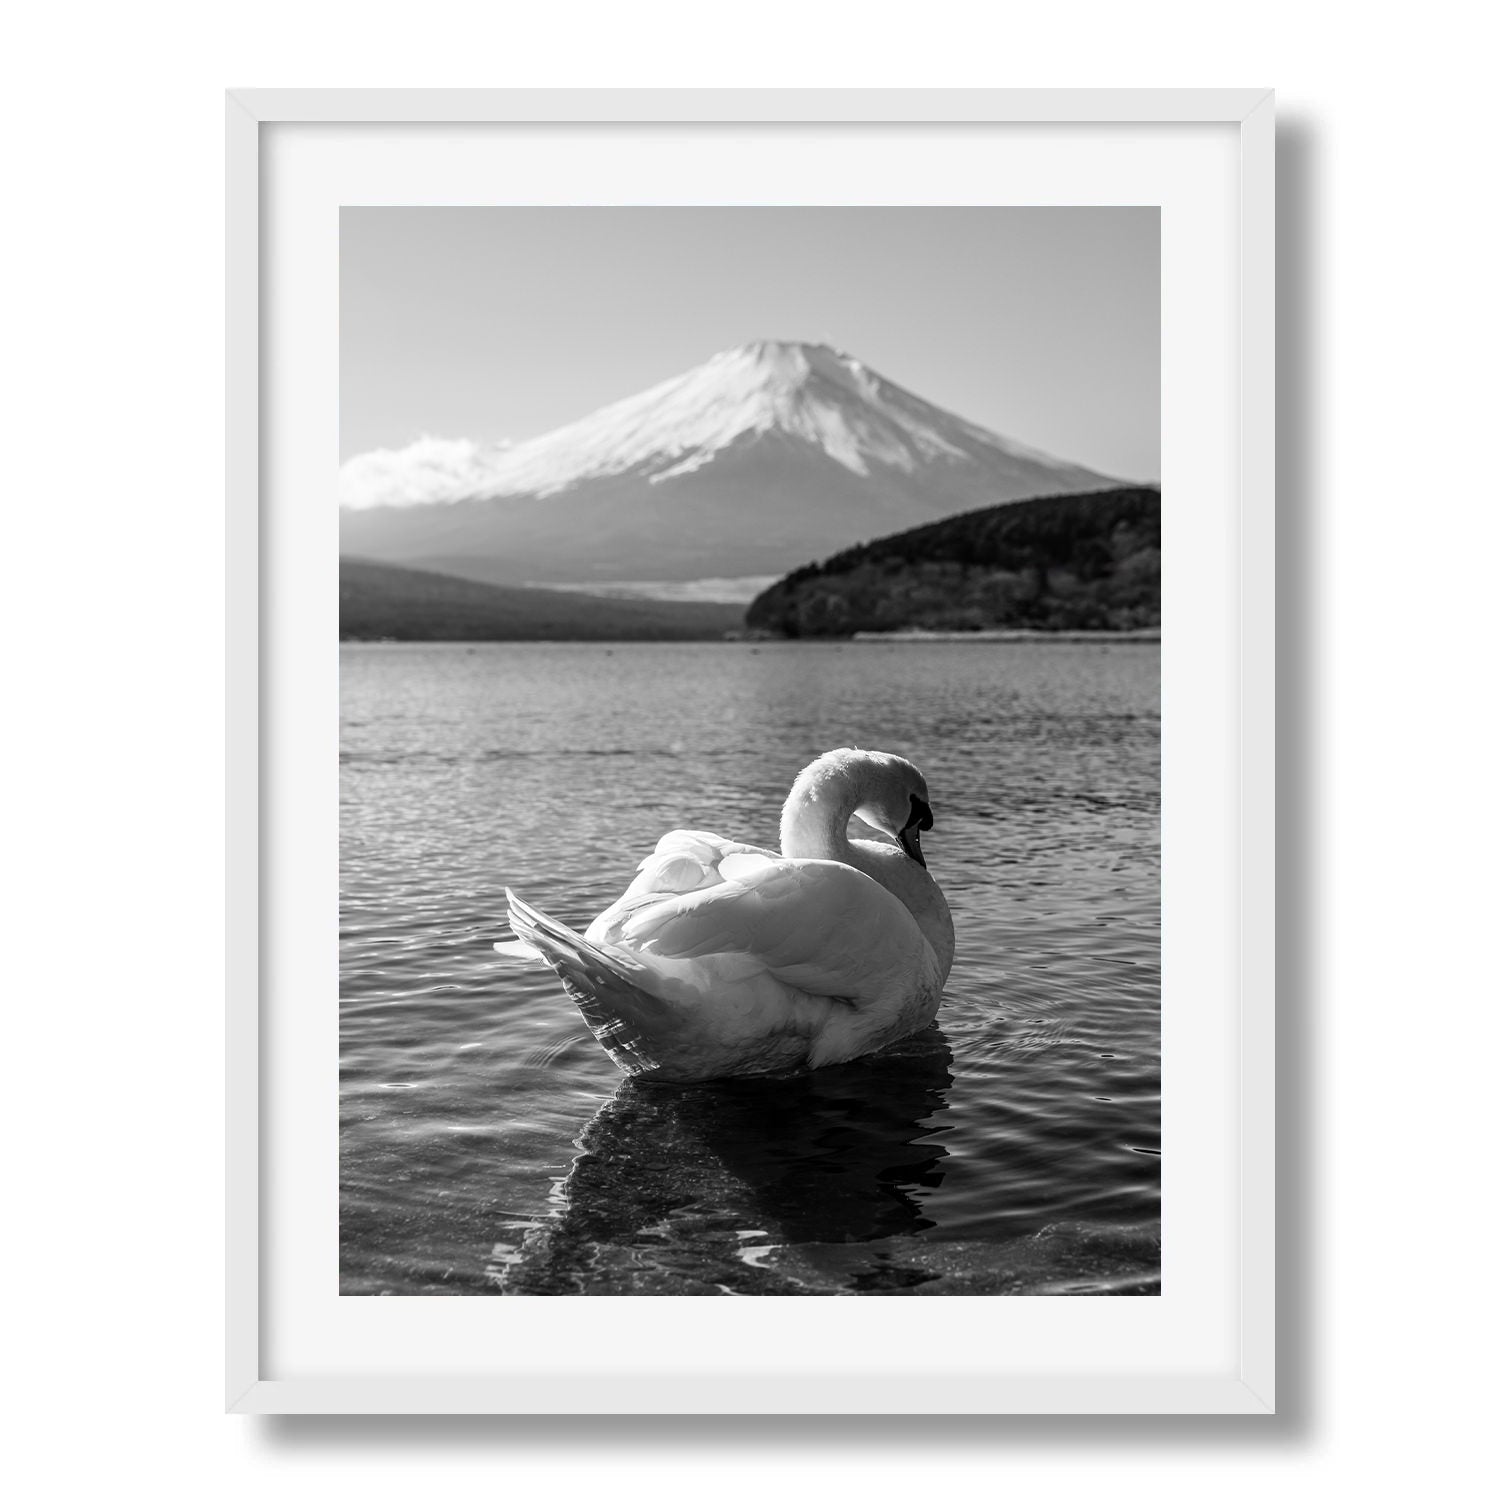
left=341, top=207, right=1159, bottom=482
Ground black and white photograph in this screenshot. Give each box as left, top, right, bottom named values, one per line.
left=21, top=11, right=1500, bottom=1485
left=338, top=205, right=1162, bottom=1297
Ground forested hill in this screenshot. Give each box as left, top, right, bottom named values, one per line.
left=744, top=486, right=1160, bottom=638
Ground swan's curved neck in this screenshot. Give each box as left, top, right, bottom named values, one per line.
left=779, top=758, right=875, bottom=861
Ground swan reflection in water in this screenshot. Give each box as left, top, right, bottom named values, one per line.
left=489, top=1028, right=955, bottom=1295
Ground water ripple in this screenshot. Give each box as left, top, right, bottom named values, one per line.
left=341, top=642, right=1159, bottom=1295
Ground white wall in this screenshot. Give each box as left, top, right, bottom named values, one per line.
left=6, top=4, right=1495, bottom=1495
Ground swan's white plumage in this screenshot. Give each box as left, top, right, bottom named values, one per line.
left=497, top=749, right=954, bottom=1082
left=616, top=854, right=925, bottom=1003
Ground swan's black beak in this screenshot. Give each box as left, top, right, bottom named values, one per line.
left=900, top=796, right=933, bottom=866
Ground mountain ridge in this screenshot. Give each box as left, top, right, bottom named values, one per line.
left=339, top=558, right=745, bottom=641
left=339, top=341, right=1123, bottom=584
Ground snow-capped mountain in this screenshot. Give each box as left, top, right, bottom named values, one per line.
left=339, top=341, right=1119, bottom=586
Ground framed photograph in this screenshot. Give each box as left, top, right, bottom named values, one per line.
left=228, top=88, right=1274, bottom=1414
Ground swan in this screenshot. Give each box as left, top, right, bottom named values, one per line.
left=494, top=747, right=955, bottom=1083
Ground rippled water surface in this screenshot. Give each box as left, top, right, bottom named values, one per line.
left=341, top=641, right=1160, bottom=1295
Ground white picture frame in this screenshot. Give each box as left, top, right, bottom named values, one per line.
left=227, top=87, right=1274, bottom=1416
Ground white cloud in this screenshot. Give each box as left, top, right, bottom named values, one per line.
left=338, top=435, right=508, bottom=509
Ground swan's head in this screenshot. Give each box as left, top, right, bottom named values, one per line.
left=854, top=751, right=935, bottom=868
left=789, top=747, right=936, bottom=867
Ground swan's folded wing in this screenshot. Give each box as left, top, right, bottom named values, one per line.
left=587, top=829, right=780, bottom=948
left=618, top=857, right=924, bottom=1004
left=624, top=829, right=778, bottom=898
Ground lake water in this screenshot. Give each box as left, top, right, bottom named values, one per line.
left=341, top=640, right=1160, bottom=1296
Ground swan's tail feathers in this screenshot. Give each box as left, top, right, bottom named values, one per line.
left=502, top=888, right=681, bottom=1078
left=492, top=937, right=547, bottom=962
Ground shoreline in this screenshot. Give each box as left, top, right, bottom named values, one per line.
left=850, top=628, right=1160, bottom=643
left=343, top=628, right=1162, bottom=646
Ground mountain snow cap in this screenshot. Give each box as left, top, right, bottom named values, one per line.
left=340, top=341, right=1107, bottom=507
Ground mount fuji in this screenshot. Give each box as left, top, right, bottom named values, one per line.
left=339, top=341, right=1120, bottom=589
